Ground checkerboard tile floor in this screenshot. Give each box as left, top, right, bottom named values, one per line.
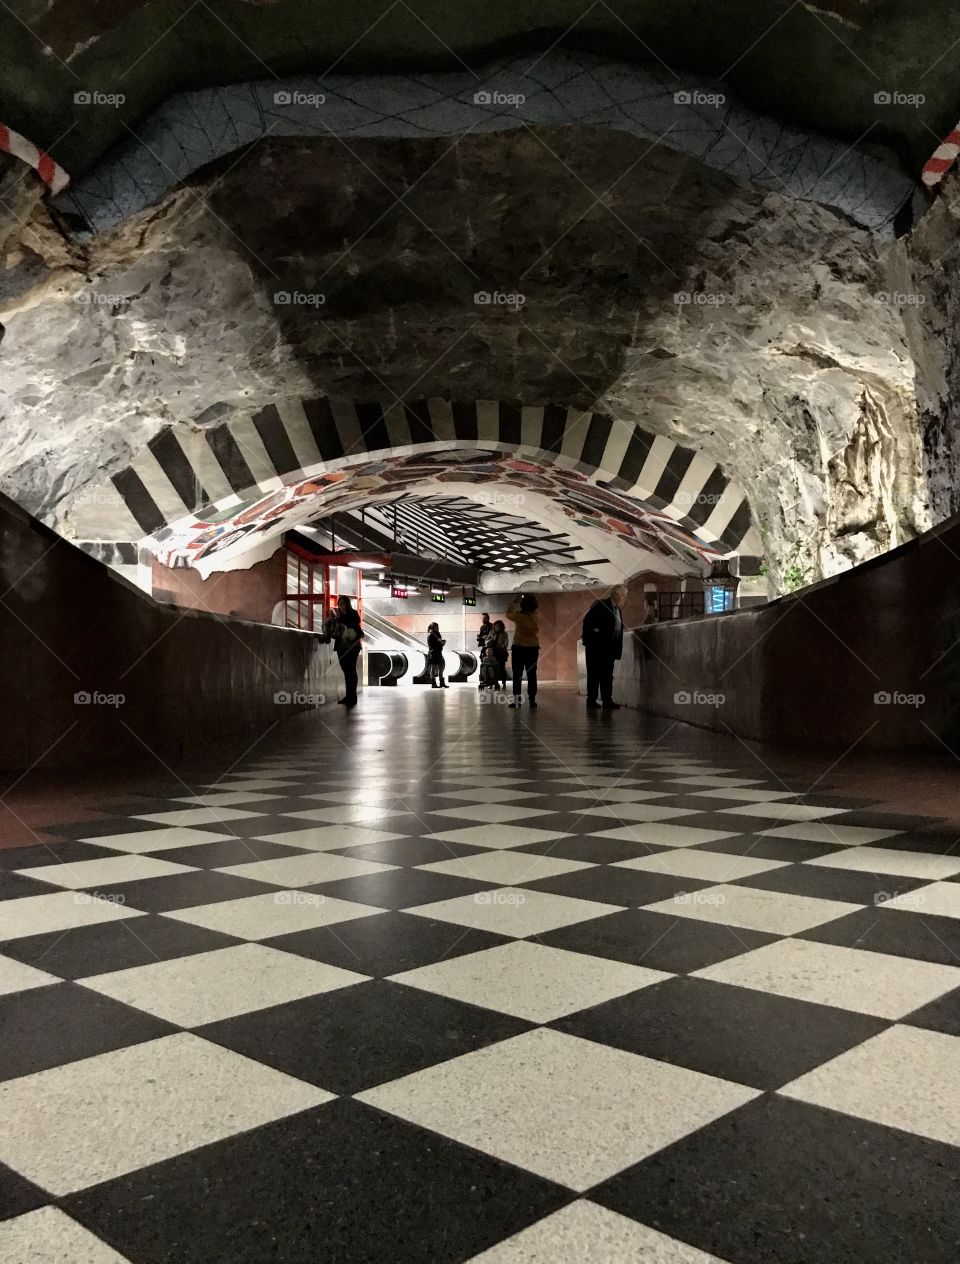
left=1, top=690, right=959, bottom=1262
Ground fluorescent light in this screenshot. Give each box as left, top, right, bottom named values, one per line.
left=349, top=560, right=383, bottom=570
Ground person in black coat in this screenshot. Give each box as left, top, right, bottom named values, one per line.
left=581, top=585, right=626, bottom=710
left=324, top=596, right=364, bottom=707
left=427, top=622, right=448, bottom=689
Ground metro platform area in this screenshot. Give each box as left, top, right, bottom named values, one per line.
left=0, top=688, right=959, bottom=1262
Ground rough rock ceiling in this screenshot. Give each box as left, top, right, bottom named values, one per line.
left=1, top=1, right=957, bottom=177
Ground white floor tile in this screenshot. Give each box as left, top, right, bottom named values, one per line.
left=80, top=942, right=366, bottom=1025
left=0, top=954, right=60, bottom=997
left=134, top=808, right=262, bottom=827
left=0, top=1207, right=134, bottom=1263
left=89, top=829, right=234, bottom=853
left=642, top=884, right=860, bottom=934
left=391, top=940, right=666, bottom=1023
left=690, top=788, right=800, bottom=802
left=616, top=849, right=788, bottom=882
left=418, top=851, right=592, bottom=885
left=163, top=891, right=384, bottom=939
left=467, top=1201, right=727, bottom=1263
left=575, top=804, right=696, bottom=822
left=408, top=887, right=621, bottom=937
left=806, top=847, right=960, bottom=880
left=217, top=852, right=395, bottom=886
left=884, top=882, right=960, bottom=920
left=759, top=823, right=902, bottom=845
left=695, top=937, right=960, bottom=1018
left=717, top=803, right=848, bottom=822
left=255, top=825, right=408, bottom=850
left=358, top=1028, right=757, bottom=1191
left=590, top=823, right=740, bottom=848
left=0, top=892, right=143, bottom=941
left=172, top=792, right=284, bottom=807
left=284, top=805, right=416, bottom=826
left=781, top=1025, right=960, bottom=1148
left=15, top=854, right=195, bottom=890
left=427, top=804, right=552, bottom=824
left=426, top=825, right=571, bottom=850
left=0, top=1033, right=330, bottom=1195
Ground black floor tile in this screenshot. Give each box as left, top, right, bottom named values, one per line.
left=199, top=979, right=531, bottom=1094
left=903, top=987, right=960, bottom=1037
left=696, top=834, right=848, bottom=861
left=0, top=870, right=62, bottom=900
left=0, top=914, right=241, bottom=979
left=45, top=817, right=165, bottom=840
left=268, top=910, right=510, bottom=976
left=520, top=866, right=714, bottom=907
left=820, top=811, right=946, bottom=832
left=539, top=907, right=776, bottom=972
left=554, top=975, right=886, bottom=1089
left=733, top=863, right=928, bottom=907
left=66, top=1100, right=570, bottom=1264
left=331, top=837, right=489, bottom=866
left=868, top=831, right=960, bottom=856
left=799, top=906, right=960, bottom=967
left=305, top=868, right=496, bottom=910
left=150, top=837, right=311, bottom=869
left=0, top=1161, right=47, bottom=1222
left=511, top=836, right=673, bottom=864
left=0, top=983, right=175, bottom=1080
left=592, top=1094, right=960, bottom=1264
left=0, top=840, right=122, bottom=870
left=91, top=870, right=279, bottom=913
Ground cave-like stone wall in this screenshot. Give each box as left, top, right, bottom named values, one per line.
left=0, top=130, right=953, bottom=594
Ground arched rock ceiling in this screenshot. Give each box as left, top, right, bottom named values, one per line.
left=2, top=121, right=955, bottom=593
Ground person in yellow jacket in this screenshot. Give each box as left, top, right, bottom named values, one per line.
left=505, top=594, right=540, bottom=708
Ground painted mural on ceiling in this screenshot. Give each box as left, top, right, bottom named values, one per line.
left=148, top=448, right=728, bottom=572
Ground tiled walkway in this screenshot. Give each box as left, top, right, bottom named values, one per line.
left=1, top=689, right=959, bottom=1262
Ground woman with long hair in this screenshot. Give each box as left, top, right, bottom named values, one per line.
left=324, top=595, right=364, bottom=708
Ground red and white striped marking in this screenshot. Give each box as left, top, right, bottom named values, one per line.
left=923, top=122, right=960, bottom=189
left=0, top=122, right=70, bottom=194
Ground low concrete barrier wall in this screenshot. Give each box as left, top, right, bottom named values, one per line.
left=0, top=494, right=350, bottom=770
left=579, top=514, right=960, bottom=753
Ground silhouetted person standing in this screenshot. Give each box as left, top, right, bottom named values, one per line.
left=506, top=594, right=540, bottom=708
left=427, top=622, right=448, bottom=689
left=324, top=596, right=363, bottom=708
left=581, top=585, right=625, bottom=710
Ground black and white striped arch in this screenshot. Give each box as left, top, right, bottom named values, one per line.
left=64, top=398, right=761, bottom=559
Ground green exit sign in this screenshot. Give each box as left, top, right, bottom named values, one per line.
left=432, top=593, right=445, bottom=603
left=463, top=596, right=477, bottom=606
